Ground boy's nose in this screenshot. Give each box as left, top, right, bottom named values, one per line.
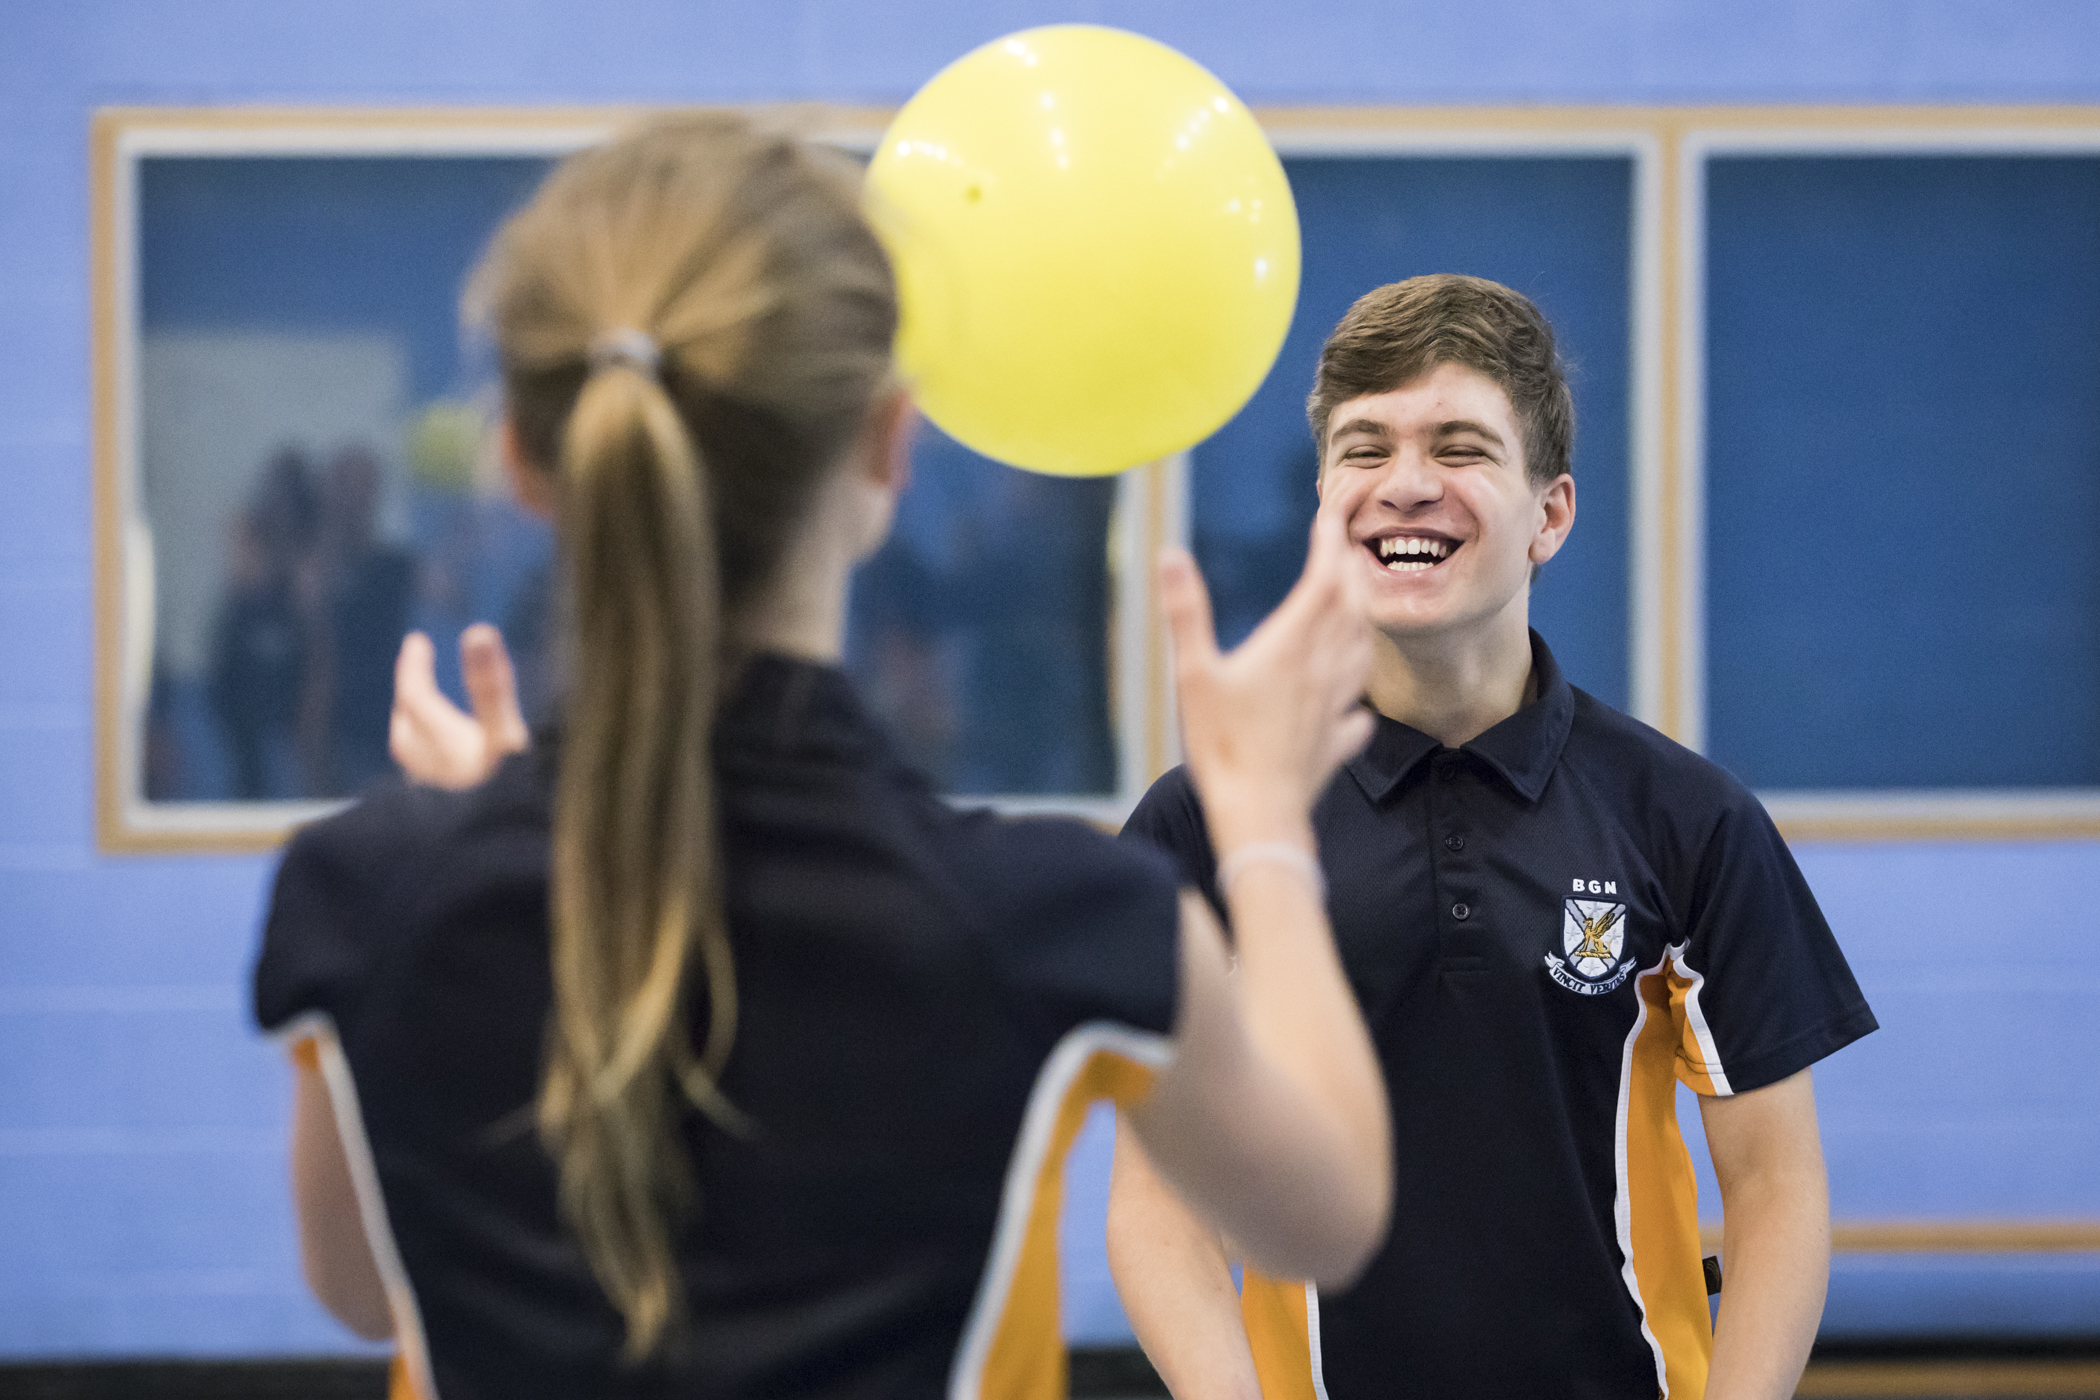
left=1373, top=446, right=1442, bottom=506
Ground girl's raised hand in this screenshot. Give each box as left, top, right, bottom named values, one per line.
left=1159, top=504, right=1373, bottom=853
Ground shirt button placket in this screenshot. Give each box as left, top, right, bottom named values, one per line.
left=1431, top=754, right=1473, bottom=952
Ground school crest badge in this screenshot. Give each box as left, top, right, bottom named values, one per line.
left=1546, top=898, right=1635, bottom=995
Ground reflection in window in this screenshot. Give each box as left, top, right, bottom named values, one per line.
left=133, top=153, right=1120, bottom=805
left=137, top=155, right=555, bottom=803
left=846, top=423, right=1119, bottom=797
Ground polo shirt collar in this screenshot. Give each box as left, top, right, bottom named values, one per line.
left=716, top=652, right=886, bottom=764
left=1345, top=630, right=1575, bottom=806
left=536, top=652, right=888, bottom=767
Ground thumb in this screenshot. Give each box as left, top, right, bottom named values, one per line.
left=460, top=623, right=527, bottom=749
left=1303, top=501, right=1356, bottom=588
left=1326, top=705, right=1376, bottom=772
left=1156, top=547, right=1219, bottom=672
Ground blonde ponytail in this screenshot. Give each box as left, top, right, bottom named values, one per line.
left=466, top=114, right=897, bottom=1358
left=543, top=357, right=737, bottom=1355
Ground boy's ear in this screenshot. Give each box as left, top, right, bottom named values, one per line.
left=1528, top=473, right=1577, bottom=566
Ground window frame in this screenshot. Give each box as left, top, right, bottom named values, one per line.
left=1677, top=111, right=2100, bottom=839
left=89, top=106, right=1183, bottom=851
left=93, top=104, right=2100, bottom=852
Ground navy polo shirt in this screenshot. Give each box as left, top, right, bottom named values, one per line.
left=255, top=655, right=1180, bottom=1400
left=1123, top=633, right=1875, bottom=1400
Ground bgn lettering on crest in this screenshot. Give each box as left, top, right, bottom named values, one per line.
left=1572, top=878, right=1617, bottom=895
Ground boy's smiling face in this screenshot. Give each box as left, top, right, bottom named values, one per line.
left=1317, top=362, right=1574, bottom=646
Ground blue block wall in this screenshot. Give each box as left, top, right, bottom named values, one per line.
left=7, top=0, right=2100, bottom=1358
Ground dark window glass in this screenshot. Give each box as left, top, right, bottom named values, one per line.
left=135, top=154, right=1119, bottom=804
left=845, top=426, right=1118, bottom=796
left=139, top=156, right=556, bottom=803
left=1189, top=156, right=1635, bottom=711
left=1705, top=156, right=2100, bottom=789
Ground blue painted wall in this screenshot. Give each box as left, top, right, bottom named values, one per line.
left=7, top=0, right=2100, bottom=1358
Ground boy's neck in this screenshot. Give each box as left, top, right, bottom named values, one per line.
left=1364, top=610, right=1538, bottom=749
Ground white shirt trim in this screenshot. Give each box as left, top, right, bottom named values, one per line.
left=1669, top=945, right=1733, bottom=1096
left=1612, top=949, right=1678, bottom=1398
left=946, top=1021, right=1173, bottom=1400
left=277, top=1013, right=440, bottom=1400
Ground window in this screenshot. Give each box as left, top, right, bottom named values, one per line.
left=94, top=111, right=1168, bottom=850
left=1704, top=154, right=2100, bottom=791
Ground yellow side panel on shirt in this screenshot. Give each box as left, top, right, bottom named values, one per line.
left=1241, top=1269, right=1319, bottom=1400
left=1627, top=964, right=1715, bottom=1398
left=979, top=1050, right=1160, bottom=1400
left=1233, top=957, right=1719, bottom=1400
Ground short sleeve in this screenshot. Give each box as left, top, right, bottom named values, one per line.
left=970, top=815, right=1182, bottom=1044
left=252, top=784, right=418, bottom=1036
left=1672, top=794, right=1877, bottom=1095
left=1119, top=766, right=1220, bottom=917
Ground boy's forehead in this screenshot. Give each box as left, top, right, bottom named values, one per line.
left=1325, top=364, right=1519, bottom=444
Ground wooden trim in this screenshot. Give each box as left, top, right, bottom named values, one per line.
left=1797, top=1357, right=2100, bottom=1397
left=1700, top=1221, right=2100, bottom=1254
left=90, top=111, right=127, bottom=854
left=1254, top=103, right=2100, bottom=131
left=97, top=816, right=325, bottom=857
left=1762, top=791, right=2100, bottom=843
left=87, top=102, right=895, bottom=135
left=1776, top=814, right=2100, bottom=843
left=1835, top=1222, right=2100, bottom=1254
left=1142, top=459, right=1173, bottom=786
left=1653, top=123, right=1687, bottom=744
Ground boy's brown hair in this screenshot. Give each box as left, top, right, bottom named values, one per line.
left=1306, top=274, right=1573, bottom=487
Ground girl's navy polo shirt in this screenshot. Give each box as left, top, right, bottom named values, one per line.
left=255, top=655, right=1180, bottom=1400
left=1123, top=633, right=1876, bottom=1400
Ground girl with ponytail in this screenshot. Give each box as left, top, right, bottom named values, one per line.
left=259, top=115, right=1391, bottom=1399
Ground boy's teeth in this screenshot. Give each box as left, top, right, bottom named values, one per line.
left=1374, top=536, right=1451, bottom=571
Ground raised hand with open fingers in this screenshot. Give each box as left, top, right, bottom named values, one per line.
left=1161, top=503, right=1374, bottom=855
left=388, top=623, right=530, bottom=791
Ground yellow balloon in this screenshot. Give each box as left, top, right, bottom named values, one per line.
left=866, top=26, right=1300, bottom=477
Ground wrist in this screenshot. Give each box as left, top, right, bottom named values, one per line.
left=1216, top=841, right=1327, bottom=906
left=1204, top=805, right=1314, bottom=860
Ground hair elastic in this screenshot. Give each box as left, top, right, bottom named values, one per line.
left=1215, top=841, right=1327, bottom=906
left=587, top=327, right=662, bottom=378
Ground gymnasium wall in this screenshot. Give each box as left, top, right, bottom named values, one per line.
left=5, top=0, right=2100, bottom=1356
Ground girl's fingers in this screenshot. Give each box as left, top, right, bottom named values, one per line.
left=1158, top=547, right=1220, bottom=674
left=1305, top=509, right=1359, bottom=608
left=1326, top=707, right=1375, bottom=772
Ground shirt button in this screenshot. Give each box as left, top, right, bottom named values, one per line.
left=1437, top=763, right=1457, bottom=783
left=1451, top=902, right=1470, bottom=921
left=1444, top=834, right=1465, bottom=852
